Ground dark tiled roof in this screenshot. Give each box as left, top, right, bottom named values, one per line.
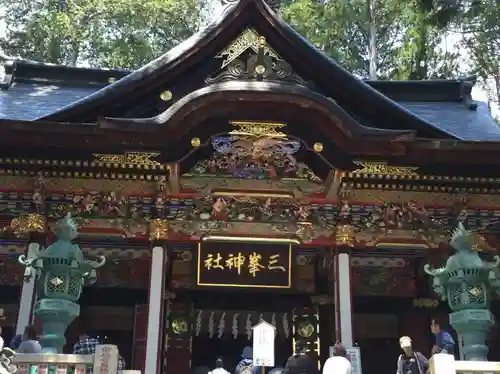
left=0, top=83, right=99, bottom=121
left=0, top=81, right=498, bottom=141
left=399, top=101, right=500, bottom=140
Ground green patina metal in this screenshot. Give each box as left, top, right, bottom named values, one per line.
left=19, top=213, right=106, bottom=354
left=425, top=222, right=500, bottom=361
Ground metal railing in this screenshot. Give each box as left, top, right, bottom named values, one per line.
left=430, top=353, right=500, bottom=374
left=0, top=344, right=141, bottom=374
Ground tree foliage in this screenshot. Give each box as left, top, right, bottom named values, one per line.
left=0, top=0, right=206, bottom=68
left=461, top=0, right=500, bottom=110
left=280, top=0, right=463, bottom=80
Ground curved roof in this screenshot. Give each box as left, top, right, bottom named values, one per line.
left=31, top=0, right=475, bottom=140
left=0, top=0, right=496, bottom=143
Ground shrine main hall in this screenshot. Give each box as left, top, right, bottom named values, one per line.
left=1, top=0, right=500, bottom=373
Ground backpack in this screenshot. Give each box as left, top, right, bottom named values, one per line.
left=236, top=360, right=254, bottom=374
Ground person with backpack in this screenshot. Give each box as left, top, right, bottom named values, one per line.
left=235, top=346, right=258, bottom=374
left=284, top=342, right=318, bottom=374
left=396, top=336, right=428, bottom=374
left=430, top=317, right=455, bottom=355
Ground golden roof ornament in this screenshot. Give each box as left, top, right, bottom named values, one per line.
left=229, top=121, right=287, bottom=138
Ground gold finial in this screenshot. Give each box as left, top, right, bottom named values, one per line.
left=313, top=142, right=323, bottom=153
left=258, top=36, right=266, bottom=46
left=229, top=121, right=287, bottom=138
left=149, top=219, right=169, bottom=241
left=191, top=137, right=201, bottom=148
left=160, top=90, right=173, bottom=102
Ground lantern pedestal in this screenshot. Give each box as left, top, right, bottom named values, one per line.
left=35, top=299, right=80, bottom=354
left=450, top=309, right=494, bottom=361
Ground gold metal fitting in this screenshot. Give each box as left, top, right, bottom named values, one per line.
left=149, top=219, right=169, bottom=241
left=160, top=90, right=173, bottom=102
left=191, top=137, right=201, bottom=148
left=334, top=224, right=356, bottom=247
left=313, top=142, right=323, bottom=153
left=10, top=214, right=46, bottom=237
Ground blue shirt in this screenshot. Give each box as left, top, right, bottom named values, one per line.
left=436, top=331, right=455, bottom=353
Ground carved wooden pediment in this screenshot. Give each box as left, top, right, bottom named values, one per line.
left=181, top=121, right=325, bottom=197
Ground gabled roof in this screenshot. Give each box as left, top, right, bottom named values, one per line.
left=0, top=0, right=498, bottom=142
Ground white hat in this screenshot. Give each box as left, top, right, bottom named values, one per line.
left=399, top=336, right=412, bottom=348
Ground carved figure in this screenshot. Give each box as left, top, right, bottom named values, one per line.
left=157, top=175, right=168, bottom=193
left=212, top=198, right=229, bottom=220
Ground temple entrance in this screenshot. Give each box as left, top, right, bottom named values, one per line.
left=181, top=290, right=306, bottom=372
left=191, top=308, right=293, bottom=371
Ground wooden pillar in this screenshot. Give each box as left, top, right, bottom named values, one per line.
left=335, top=225, right=356, bottom=348
left=144, top=219, right=169, bottom=374
left=15, top=214, right=46, bottom=334
left=337, top=249, right=353, bottom=347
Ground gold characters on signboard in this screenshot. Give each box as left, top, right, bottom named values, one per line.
left=203, top=252, right=287, bottom=277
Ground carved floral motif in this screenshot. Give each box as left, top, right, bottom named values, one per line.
left=187, top=135, right=321, bottom=183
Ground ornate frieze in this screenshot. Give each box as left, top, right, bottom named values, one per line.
left=350, top=161, right=419, bottom=177
left=0, top=191, right=499, bottom=247
left=92, top=152, right=162, bottom=167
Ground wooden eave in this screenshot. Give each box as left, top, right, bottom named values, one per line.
left=35, top=0, right=455, bottom=139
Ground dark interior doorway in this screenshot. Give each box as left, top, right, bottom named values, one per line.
left=357, top=338, right=400, bottom=374
left=192, top=332, right=292, bottom=371
left=184, top=290, right=302, bottom=372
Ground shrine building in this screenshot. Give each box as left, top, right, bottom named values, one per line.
left=0, top=0, right=500, bottom=373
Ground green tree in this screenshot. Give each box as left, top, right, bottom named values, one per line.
left=280, top=0, right=461, bottom=80
left=461, top=0, right=500, bottom=114
left=0, top=0, right=206, bottom=69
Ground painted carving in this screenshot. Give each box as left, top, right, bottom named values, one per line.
left=188, top=135, right=321, bottom=183
left=32, top=172, right=47, bottom=213
left=66, top=191, right=129, bottom=218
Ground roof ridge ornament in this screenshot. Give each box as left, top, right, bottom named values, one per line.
left=220, top=0, right=281, bottom=12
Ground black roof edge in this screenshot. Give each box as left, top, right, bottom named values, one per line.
left=366, top=76, right=478, bottom=110
left=0, top=58, right=130, bottom=89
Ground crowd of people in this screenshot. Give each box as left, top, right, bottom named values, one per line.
left=202, top=342, right=351, bottom=374
left=396, top=318, right=456, bottom=374
left=0, top=316, right=456, bottom=374
left=0, top=326, right=125, bottom=373
left=203, top=318, right=456, bottom=374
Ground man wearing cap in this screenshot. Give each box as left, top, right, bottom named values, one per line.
left=322, top=343, right=351, bottom=374
left=396, top=336, right=428, bottom=374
